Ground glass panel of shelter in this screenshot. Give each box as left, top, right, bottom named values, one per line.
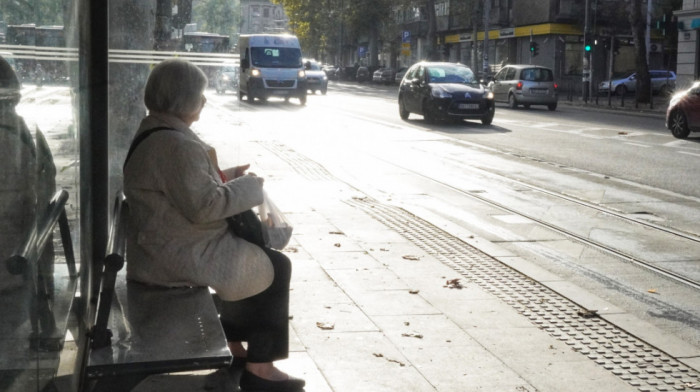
left=0, top=0, right=81, bottom=390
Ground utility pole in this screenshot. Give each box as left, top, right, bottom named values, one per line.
left=482, top=0, right=491, bottom=77
left=582, top=0, right=590, bottom=102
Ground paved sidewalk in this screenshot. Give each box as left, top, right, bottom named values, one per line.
left=131, top=127, right=699, bottom=392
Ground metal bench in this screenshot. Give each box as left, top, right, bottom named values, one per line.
left=83, top=192, right=232, bottom=392
left=1, top=189, right=78, bottom=390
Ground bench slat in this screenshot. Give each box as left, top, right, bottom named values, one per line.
left=86, top=278, right=231, bottom=378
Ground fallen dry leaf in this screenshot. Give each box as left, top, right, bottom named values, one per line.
left=333, top=243, right=341, bottom=247
left=648, top=288, right=659, bottom=294
left=408, top=289, right=420, bottom=294
left=329, top=231, right=344, bottom=235
left=577, top=309, right=599, bottom=318
left=444, top=278, right=463, bottom=289
left=316, top=322, right=335, bottom=330
left=402, top=255, right=420, bottom=261
left=618, top=131, right=628, bottom=135
left=401, top=332, right=424, bottom=339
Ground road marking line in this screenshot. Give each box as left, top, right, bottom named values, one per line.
left=678, top=151, right=700, bottom=157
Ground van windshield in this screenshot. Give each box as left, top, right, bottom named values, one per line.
left=251, top=47, right=302, bottom=68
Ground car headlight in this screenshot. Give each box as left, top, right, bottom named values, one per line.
left=485, top=91, right=494, bottom=99
left=223, top=75, right=230, bottom=81
left=251, top=68, right=261, bottom=77
left=298, top=70, right=306, bottom=78
left=323, top=75, right=328, bottom=81
left=431, top=87, right=452, bottom=98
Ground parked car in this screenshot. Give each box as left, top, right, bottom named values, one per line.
left=303, top=59, right=328, bottom=94
left=214, top=63, right=239, bottom=94
left=666, top=81, right=700, bottom=139
left=372, top=67, right=395, bottom=84
left=398, top=61, right=495, bottom=125
left=323, top=64, right=340, bottom=80
left=356, top=66, right=370, bottom=83
left=598, top=70, right=676, bottom=96
left=394, top=67, right=408, bottom=84
left=488, top=64, right=558, bottom=111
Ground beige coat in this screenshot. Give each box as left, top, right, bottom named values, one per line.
left=123, top=113, right=273, bottom=301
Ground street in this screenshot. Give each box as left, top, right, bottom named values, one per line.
left=199, top=81, right=700, bottom=353
left=16, top=81, right=700, bottom=390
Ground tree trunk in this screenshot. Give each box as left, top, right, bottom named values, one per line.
left=629, top=0, right=650, bottom=103
left=425, top=0, right=438, bottom=61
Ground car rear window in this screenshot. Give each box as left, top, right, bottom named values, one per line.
left=521, top=68, right=553, bottom=82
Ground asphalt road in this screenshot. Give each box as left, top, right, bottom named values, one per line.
left=204, top=83, right=700, bottom=351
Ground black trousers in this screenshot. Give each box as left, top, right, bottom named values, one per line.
left=220, top=247, right=291, bottom=363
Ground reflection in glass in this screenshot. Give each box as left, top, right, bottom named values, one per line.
left=0, top=0, right=80, bottom=389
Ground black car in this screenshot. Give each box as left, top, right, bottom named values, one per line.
left=398, top=62, right=495, bottom=125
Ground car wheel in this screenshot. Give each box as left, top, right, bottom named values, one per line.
left=238, top=90, right=244, bottom=101
left=422, top=100, right=436, bottom=123
left=508, top=94, right=518, bottom=109
left=615, top=85, right=627, bottom=96
left=398, top=96, right=409, bottom=120
left=321, top=88, right=327, bottom=95
left=548, top=103, right=557, bottom=111
left=669, top=110, right=690, bottom=139
left=481, top=105, right=495, bottom=125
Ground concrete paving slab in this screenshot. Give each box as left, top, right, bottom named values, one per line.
left=601, top=313, right=700, bottom=360
left=291, top=299, right=379, bottom=335
left=299, top=332, right=436, bottom=392
left=326, top=266, right=409, bottom=295
left=466, top=327, right=638, bottom=392
left=305, top=249, right=384, bottom=271
left=350, top=289, right=440, bottom=317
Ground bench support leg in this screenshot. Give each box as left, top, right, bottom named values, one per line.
left=87, top=374, right=148, bottom=392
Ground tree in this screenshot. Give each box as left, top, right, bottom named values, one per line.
left=192, top=0, right=240, bottom=38
left=628, top=0, right=650, bottom=103
left=1, top=0, right=68, bottom=26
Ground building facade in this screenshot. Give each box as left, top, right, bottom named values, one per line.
left=675, top=0, right=700, bottom=86
left=239, top=0, right=289, bottom=35
left=393, top=0, right=673, bottom=96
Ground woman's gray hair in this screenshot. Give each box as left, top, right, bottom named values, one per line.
left=144, top=59, right=208, bottom=116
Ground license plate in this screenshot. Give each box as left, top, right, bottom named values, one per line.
left=459, top=103, right=479, bottom=109
left=273, top=90, right=290, bottom=95
left=530, top=89, right=546, bottom=95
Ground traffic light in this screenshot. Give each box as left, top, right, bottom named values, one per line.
left=584, top=34, right=592, bottom=52
left=529, top=41, right=539, bottom=57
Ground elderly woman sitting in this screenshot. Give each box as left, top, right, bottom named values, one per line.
left=123, top=59, right=304, bottom=392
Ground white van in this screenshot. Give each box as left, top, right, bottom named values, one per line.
left=238, top=34, right=307, bottom=104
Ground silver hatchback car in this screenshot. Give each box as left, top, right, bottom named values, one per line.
left=488, top=65, right=558, bottom=111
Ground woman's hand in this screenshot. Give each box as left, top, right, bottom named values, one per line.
left=223, top=164, right=251, bottom=180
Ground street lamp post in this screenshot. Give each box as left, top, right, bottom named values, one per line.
left=582, top=0, right=590, bottom=102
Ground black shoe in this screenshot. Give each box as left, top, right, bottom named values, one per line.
left=239, top=370, right=305, bottom=392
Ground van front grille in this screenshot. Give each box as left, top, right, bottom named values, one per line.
left=265, top=79, right=295, bottom=88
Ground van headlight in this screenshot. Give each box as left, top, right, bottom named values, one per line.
left=298, top=70, right=306, bottom=78
left=251, top=68, right=261, bottom=77
left=485, top=91, right=494, bottom=99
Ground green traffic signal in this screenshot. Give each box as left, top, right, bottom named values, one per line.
left=585, top=44, right=592, bottom=52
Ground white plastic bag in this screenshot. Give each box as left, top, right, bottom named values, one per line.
left=256, top=191, right=293, bottom=250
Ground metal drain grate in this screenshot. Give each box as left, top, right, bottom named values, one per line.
left=347, top=197, right=700, bottom=392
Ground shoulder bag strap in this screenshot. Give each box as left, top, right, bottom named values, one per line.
left=123, top=126, right=174, bottom=169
